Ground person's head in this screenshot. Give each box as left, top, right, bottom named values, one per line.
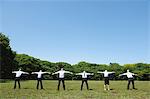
left=127, top=69, right=130, bottom=72
left=104, top=70, right=107, bottom=72
left=61, top=68, right=64, bottom=71
left=39, top=70, right=42, bottom=72
left=83, top=71, right=86, bottom=73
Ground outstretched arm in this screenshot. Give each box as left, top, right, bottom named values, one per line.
left=22, top=71, right=29, bottom=74
left=97, top=71, right=104, bottom=74
left=87, top=73, right=94, bottom=75
left=42, top=72, right=51, bottom=74
left=108, top=72, right=115, bottom=74
left=65, top=71, right=73, bottom=74
left=75, top=73, right=82, bottom=75
left=12, top=71, right=17, bottom=73
left=31, top=72, right=38, bottom=74
left=119, top=73, right=127, bottom=76
left=132, top=73, right=138, bottom=76
left=52, top=71, right=59, bottom=75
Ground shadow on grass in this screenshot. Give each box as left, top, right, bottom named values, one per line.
left=22, top=88, right=35, bottom=89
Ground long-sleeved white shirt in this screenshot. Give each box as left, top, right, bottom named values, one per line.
left=53, top=70, right=72, bottom=78
left=76, top=72, right=93, bottom=78
left=32, top=71, right=49, bottom=78
left=120, top=72, right=135, bottom=78
left=98, top=71, right=115, bottom=77
left=12, top=71, right=28, bottom=77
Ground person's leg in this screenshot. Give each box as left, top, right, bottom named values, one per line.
left=40, top=79, right=43, bottom=89
left=104, top=85, right=106, bottom=90
left=18, top=78, right=21, bottom=89
left=85, top=79, right=89, bottom=90
left=37, top=79, right=39, bottom=89
left=14, top=78, right=17, bottom=89
left=127, top=79, right=131, bottom=90
left=132, top=79, right=135, bottom=89
left=57, top=79, right=61, bottom=90
left=104, top=78, right=107, bottom=90
left=62, top=79, right=65, bottom=90
left=107, top=78, right=110, bottom=90
left=81, top=79, right=84, bottom=90
left=107, top=85, right=110, bottom=90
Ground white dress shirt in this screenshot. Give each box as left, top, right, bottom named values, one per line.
left=54, top=70, right=72, bottom=78
left=32, top=71, right=49, bottom=78
left=120, top=72, right=135, bottom=78
left=100, top=72, right=114, bottom=77
left=76, top=72, right=93, bottom=78
left=98, top=71, right=115, bottom=77
left=12, top=71, right=28, bottom=77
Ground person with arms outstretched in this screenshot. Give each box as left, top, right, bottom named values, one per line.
left=52, top=68, right=73, bottom=90
left=31, top=70, right=50, bottom=89
left=119, top=70, right=137, bottom=90
left=76, top=71, right=93, bottom=90
left=97, top=70, right=115, bottom=90
left=12, top=69, right=29, bottom=89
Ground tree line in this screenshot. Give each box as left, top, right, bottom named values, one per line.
left=0, top=32, right=150, bottom=80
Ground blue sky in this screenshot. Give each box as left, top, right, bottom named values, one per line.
left=1, top=0, right=149, bottom=64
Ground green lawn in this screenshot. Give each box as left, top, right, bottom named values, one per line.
left=0, top=80, right=149, bottom=99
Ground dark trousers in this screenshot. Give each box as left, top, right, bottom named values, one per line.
left=127, top=78, right=135, bottom=89
left=81, top=78, right=89, bottom=90
left=37, top=78, right=43, bottom=89
left=58, top=78, right=65, bottom=90
left=104, top=77, right=109, bottom=85
left=14, top=77, right=20, bottom=89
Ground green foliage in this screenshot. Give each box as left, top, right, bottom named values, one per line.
left=14, top=54, right=150, bottom=80
left=1, top=33, right=150, bottom=80
left=0, top=33, right=16, bottom=79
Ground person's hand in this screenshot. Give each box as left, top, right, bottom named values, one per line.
left=25, top=72, right=29, bottom=74
left=134, top=74, right=138, bottom=76
left=52, top=73, right=55, bottom=75
left=91, top=73, right=94, bottom=75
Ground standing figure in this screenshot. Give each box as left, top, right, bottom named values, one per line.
left=97, top=70, right=115, bottom=90
left=52, top=68, right=73, bottom=90
left=119, top=70, right=137, bottom=90
left=12, top=69, right=29, bottom=89
left=76, top=71, right=93, bottom=90
left=31, top=70, right=50, bottom=89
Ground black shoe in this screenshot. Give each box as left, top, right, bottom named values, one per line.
left=133, top=88, right=137, bottom=90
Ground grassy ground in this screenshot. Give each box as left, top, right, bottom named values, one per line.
left=0, top=80, right=150, bottom=99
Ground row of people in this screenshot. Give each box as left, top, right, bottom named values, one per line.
left=12, top=68, right=137, bottom=90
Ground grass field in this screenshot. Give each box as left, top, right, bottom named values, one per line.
left=0, top=80, right=149, bottom=99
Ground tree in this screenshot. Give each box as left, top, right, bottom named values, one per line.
left=14, top=54, right=41, bottom=72
left=0, top=33, right=16, bottom=79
